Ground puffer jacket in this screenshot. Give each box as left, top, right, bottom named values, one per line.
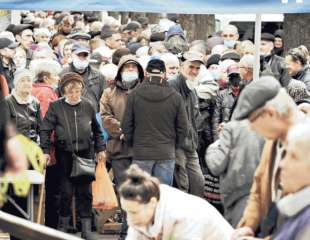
left=61, top=63, right=106, bottom=112
left=212, top=88, right=238, bottom=140
left=292, top=66, right=310, bottom=91
left=169, top=74, right=200, bottom=152
left=206, top=120, right=265, bottom=212
left=100, top=55, right=144, bottom=160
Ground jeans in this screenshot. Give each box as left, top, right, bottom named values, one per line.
left=132, top=160, right=175, bottom=185
left=174, top=148, right=204, bottom=197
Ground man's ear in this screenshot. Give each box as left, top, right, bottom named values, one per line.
left=15, top=34, right=21, bottom=43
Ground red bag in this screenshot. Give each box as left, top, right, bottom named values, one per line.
left=92, top=159, right=118, bottom=210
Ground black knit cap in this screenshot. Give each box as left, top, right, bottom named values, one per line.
left=60, top=72, right=85, bottom=93
left=206, top=54, right=221, bottom=68
left=146, top=59, right=166, bottom=74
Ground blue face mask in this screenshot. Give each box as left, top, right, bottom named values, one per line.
left=211, top=71, right=221, bottom=80
left=224, top=40, right=236, bottom=49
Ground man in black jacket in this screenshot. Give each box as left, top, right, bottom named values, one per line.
left=168, top=51, right=205, bottom=197
left=260, top=33, right=290, bottom=88
left=122, top=59, right=188, bottom=185
left=60, top=43, right=106, bottom=112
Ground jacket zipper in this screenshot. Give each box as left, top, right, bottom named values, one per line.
left=74, top=110, right=78, bottom=152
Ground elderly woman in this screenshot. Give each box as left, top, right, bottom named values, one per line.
left=285, top=48, right=310, bottom=91
left=5, top=69, right=41, bottom=143
left=119, top=164, right=233, bottom=240
left=40, top=72, right=105, bottom=240
left=31, top=59, right=61, bottom=117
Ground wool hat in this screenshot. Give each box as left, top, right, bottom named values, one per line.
left=206, top=54, right=221, bottom=68
left=59, top=72, right=84, bottom=93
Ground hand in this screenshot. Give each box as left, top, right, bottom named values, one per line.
left=218, top=122, right=226, bottom=133
left=96, top=151, right=106, bottom=163
left=44, top=154, right=51, bottom=167
left=120, top=134, right=124, bottom=140
left=231, top=227, right=254, bottom=240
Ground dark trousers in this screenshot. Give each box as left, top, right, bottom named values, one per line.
left=111, top=157, right=132, bottom=237
left=56, top=150, right=93, bottom=219
left=45, top=164, right=61, bottom=228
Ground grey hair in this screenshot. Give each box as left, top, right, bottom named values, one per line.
left=265, top=88, right=297, bottom=117
left=222, top=24, right=239, bottom=35
left=287, top=122, right=310, bottom=158
left=13, top=69, right=34, bottom=87
left=239, top=54, right=255, bottom=69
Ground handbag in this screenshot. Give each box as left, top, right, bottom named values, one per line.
left=61, top=102, right=95, bottom=178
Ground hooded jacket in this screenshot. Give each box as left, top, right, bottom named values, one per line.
left=121, top=77, right=188, bottom=160
left=100, top=55, right=144, bottom=160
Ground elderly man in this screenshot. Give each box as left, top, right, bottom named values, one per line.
left=231, top=76, right=303, bottom=240
left=0, top=38, right=19, bottom=91
left=61, top=42, right=106, bottom=112
left=169, top=51, right=205, bottom=198
left=239, top=54, right=254, bottom=84
left=221, top=24, right=239, bottom=49
left=260, top=33, right=290, bottom=88
left=274, top=123, right=310, bottom=240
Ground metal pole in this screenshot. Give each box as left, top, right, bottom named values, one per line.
left=254, top=14, right=262, bottom=81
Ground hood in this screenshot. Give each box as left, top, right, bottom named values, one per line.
left=136, top=77, right=175, bottom=102
left=115, top=54, right=144, bottom=90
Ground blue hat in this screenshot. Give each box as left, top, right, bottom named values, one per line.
left=72, top=43, right=90, bottom=55
left=166, top=25, right=186, bottom=40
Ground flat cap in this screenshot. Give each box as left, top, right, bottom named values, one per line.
left=0, top=38, right=19, bottom=49
left=232, top=76, right=281, bottom=120
left=261, top=33, right=275, bottom=42
left=183, top=50, right=204, bottom=64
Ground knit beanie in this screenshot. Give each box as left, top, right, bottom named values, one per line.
left=59, top=72, right=84, bottom=93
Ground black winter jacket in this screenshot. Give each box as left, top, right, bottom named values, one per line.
left=40, top=97, right=105, bottom=155
left=262, top=54, right=290, bottom=88
left=61, top=64, right=106, bottom=112
left=122, top=77, right=188, bottom=160
left=169, top=74, right=200, bottom=152
left=6, top=94, right=41, bottom=142
left=212, top=88, right=238, bottom=141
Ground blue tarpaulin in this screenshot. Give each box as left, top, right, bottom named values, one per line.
left=0, top=0, right=309, bottom=13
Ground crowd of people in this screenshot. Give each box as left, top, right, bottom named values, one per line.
left=0, top=10, right=309, bottom=240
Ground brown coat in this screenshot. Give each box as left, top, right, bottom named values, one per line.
left=100, top=87, right=132, bottom=159
left=237, top=140, right=277, bottom=235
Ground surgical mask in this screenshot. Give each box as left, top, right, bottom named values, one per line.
left=73, top=57, right=89, bottom=71
left=122, top=71, right=139, bottom=89
left=224, top=40, right=236, bottom=49
left=186, top=78, right=199, bottom=91
left=210, top=71, right=221, bottom=80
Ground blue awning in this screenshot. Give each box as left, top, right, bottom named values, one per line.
left=0, top=0, right=309, bottom=13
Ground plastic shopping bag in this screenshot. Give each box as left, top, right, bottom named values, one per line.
left=92, top=159, right=118, bottom=210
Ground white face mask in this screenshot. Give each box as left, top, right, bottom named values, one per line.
left=73, top=57, right=89, bottom=71
left=121, top=71, right=139, bottom=89
left=186, top=78, right=199, bottom=91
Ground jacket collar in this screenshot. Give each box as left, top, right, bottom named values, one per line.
left=11, top=89, right=35, bottom=104
left=277, top=186, right=310, bottom=217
